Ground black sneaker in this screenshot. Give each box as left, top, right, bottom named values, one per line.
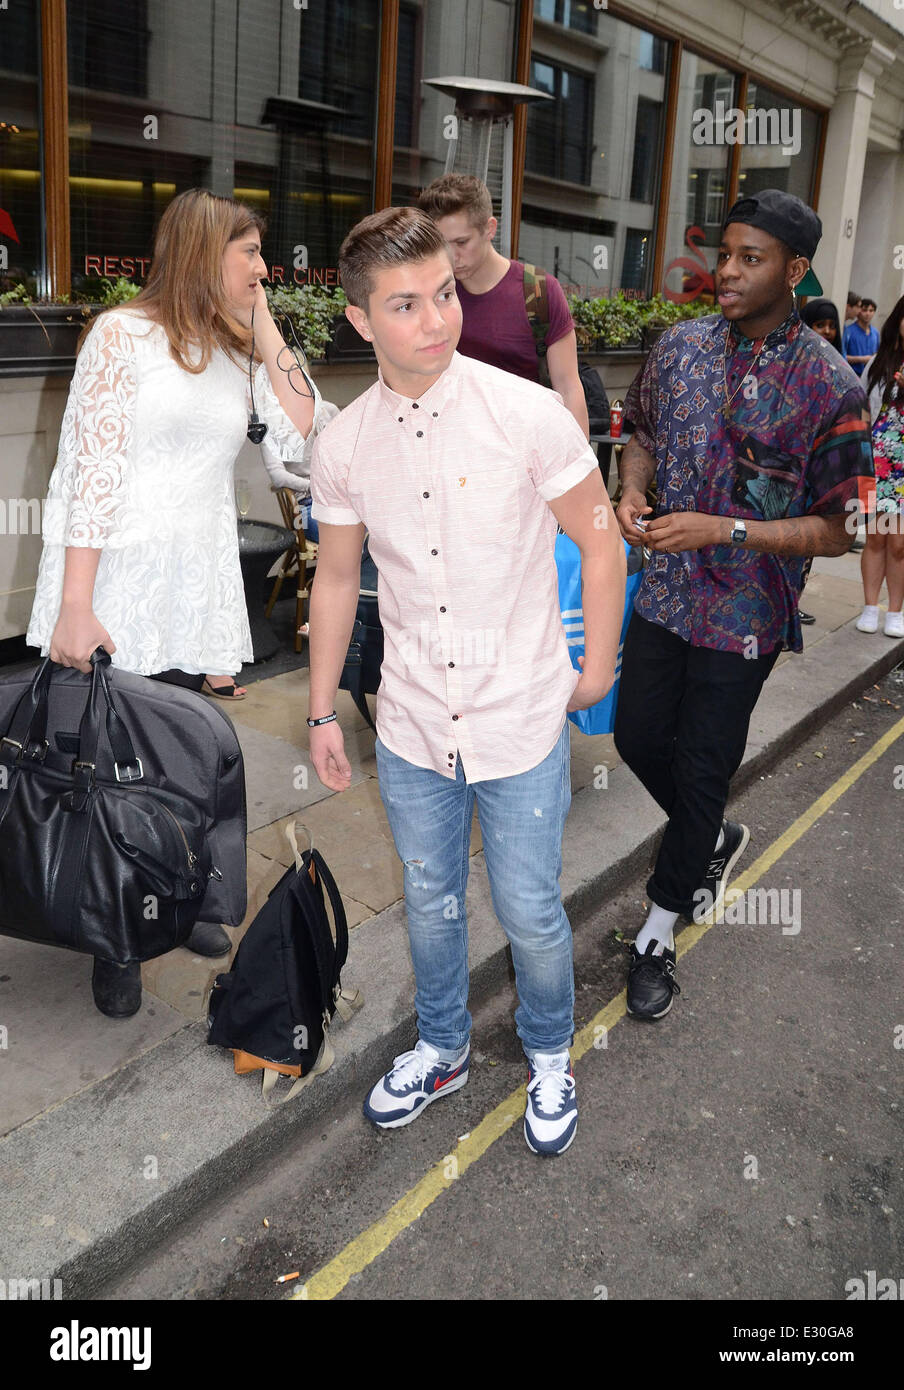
left=626, top=941, right=680, bottom=1020
left=693, top=820, right=750, bottom=922
left=799, top=609, right=816, bottom=625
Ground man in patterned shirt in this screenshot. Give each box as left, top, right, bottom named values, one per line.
left=614, top=189, right=873, bottom=1020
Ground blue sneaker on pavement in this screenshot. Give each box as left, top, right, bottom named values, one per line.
left=524, top=1050, right=577, bottom=1155
left=363, top=1038, right=470, bottom=1129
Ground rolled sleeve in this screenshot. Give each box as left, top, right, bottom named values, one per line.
left=527, top=394, right=601, bottom=500
left=536, top=448, right=599, bottom=501
left=309, top=430, right=363, bottom=527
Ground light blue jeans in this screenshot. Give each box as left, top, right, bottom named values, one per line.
left=375, top=723, right=574, bottom=1061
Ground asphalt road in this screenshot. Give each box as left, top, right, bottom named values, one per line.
left=97, top=670, right=903, bottom=1332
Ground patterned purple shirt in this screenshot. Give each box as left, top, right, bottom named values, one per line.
left=624, top=311, right=872, bottom=655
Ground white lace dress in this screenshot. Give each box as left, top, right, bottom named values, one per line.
left=27, top=307, right=321, bottom=675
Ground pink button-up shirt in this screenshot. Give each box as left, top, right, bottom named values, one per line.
left=310, top=351, right=597, bottom=780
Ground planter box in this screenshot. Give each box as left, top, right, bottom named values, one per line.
left=0, top=304, right=96, bottom=378
left=642, top=325, right=668, bottom=352
left=324, top=313, right=375, bottom=364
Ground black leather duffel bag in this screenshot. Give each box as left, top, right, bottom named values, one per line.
left=0, top=649, right=247, bottom=963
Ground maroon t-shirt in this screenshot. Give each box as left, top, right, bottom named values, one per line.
left=455, top=260, right=575, bottom=383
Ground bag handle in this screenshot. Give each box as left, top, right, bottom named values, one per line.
left=91, top=651, right=144, bottom=781
left=0, top=656, right=56, bottom=765
left=284, top=822, right=350, bottom=969
left=0, top=647, right=142, bottom=785
left=284, top=822, right=349, bottom=1007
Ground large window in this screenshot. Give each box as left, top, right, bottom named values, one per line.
left=534, top=0, right=598, bottom=35
left=390, top=0, right=520, bottom=226
left=662, top=55, right=738, bottom=304
left=0, top=2, right=42, bottom=294
left=521, top=15, right=670, bottom=299
left=68, top=0, right=148, bottom=97
left=631, top=97, right=664, bottom=205
left=65, top=0, right=379, bottom=293
left=526, top=60, right=593, bottom=187
left=736, top=80, right=821, bottom=207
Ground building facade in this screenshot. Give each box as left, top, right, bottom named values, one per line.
left=1, top=0, right=903, bottom=640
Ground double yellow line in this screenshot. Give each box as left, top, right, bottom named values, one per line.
left=292, top=712, right=904, bottom=1301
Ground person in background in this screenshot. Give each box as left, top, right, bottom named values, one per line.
left=844, top=297, right=879, bottom=376
left=800, top=297, right=843, bottom=354
left=797, top=297, right=846, bottom=623
left=26, top=188, right=322, bottom=1018
left=845, top=291, right=861, bottom=326
left=417, top=173, right=589, bottom=439
left=856, top=294, right=904, bottom=638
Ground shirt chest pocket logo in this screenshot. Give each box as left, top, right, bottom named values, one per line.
left=453, top=468, right=519, bottom=544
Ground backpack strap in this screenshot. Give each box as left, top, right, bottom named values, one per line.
left=522, top=263, right=552, bottom=388
left=263, top=1030, right=336, bottom=1102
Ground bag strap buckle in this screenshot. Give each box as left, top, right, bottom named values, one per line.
left=114, top=758, right=144, bottom=784
left=0, top=736, right=23, bottom=759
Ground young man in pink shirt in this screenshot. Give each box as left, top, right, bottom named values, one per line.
left=418, top=174, right=589, bottom=438
left=307, top=207, right=624, bottom=1156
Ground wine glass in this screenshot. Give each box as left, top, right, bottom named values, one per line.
left=235, top=478, right=251, bottom=520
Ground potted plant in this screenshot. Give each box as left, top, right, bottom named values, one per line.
left=0, top=276, right=142, bottom=377
left=638, top=294, right=713, bottom=351
left=263, top=283, right=370, bottom=363
left=568, top=292, right=644, bottom=351
left=569, top=291, right=714, bottom=354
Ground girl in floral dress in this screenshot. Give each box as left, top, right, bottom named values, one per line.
left=858, top=295, right=904, bottom=637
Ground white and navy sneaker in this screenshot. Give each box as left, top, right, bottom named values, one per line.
left=523, top=1051, right=577, bottom=1156
left=363, top=1039, right=469, bottom=1129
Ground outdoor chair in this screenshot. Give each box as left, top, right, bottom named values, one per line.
left=265, top=486, right=318, bottom=652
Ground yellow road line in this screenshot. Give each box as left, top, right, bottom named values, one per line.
left=292, top=711, right=904, bottom=1301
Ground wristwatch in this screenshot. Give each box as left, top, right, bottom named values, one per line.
left=730, top=517, right=748, bottom=544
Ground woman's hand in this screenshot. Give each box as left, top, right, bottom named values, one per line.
left=49, top=604, right=117, bottom=673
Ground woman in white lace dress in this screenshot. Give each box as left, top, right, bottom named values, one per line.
left=27, top=188, right=322, bottom=1017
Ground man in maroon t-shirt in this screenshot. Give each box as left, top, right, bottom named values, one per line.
left=418, top=174, right=589, bottom=438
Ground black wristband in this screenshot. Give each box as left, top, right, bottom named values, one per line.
left=306, top=711, right=337, bottom=727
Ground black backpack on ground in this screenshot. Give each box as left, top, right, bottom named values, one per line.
left=207, top=822, right=361, bottom=1101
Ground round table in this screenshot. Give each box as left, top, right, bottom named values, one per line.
left=237, top=519, right=296, bottom=662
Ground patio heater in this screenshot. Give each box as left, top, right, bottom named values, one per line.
left=420, top=77, right=551, bottom=257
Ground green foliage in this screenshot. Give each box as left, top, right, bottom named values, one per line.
left=264, top=284, right=348, bottom=361
left=638, top=294, right=712, bottom=327
left=567, top=291, right=712, bottom=347
left=96, top=276, right=141, bottom=306
left=0, top=283, right=33, bottom=306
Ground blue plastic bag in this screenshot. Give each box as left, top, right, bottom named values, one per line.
left=555, top=534, right=643, bottom=736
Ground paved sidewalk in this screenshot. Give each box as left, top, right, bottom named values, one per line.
left=0, top=548, right=900, bottom=1294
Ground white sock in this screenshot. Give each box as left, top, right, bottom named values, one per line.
left=635, top=904, right=679, bottom=957
left=861, top=605, right=879, bottom=617
left=714, top=824, right=725, bottom=852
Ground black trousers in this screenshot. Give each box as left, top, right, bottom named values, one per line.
left=614, top=614, right=780, bottom=917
